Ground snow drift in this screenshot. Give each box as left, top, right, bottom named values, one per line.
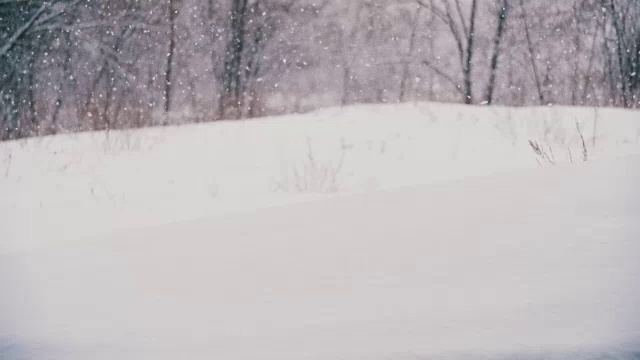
left=1, top=103, right=640, bottom=359
left=1, top=102, right=639, bottom=254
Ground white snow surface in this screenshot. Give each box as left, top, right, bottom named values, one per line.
left=1, top=103, right=640, bottom=359
left=1, top=103, right=639, bottom=254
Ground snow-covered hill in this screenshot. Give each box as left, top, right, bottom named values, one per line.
left=1, top=103, right=639, bottom=254
left=1, top=103, right=640, bottom=359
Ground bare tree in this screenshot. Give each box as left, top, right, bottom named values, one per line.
left=602, top=0, right=640, bottom=107
left=221, top=0, right=249, bottom=119
left=330, top=0, right=367, bottom=106
left=0, top=0, right=75, bottom=139
left=484, top=0, right=509, bottom=105
left=518, top=0, right=545, bottom=105
left=418, top=0, right=479, bottom=104
left=164, top=0, right=178, bottom=114
left=399, top=4, right=423, bottom=102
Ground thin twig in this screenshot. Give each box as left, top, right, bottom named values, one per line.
left=576, top=122, right=588, bottom=161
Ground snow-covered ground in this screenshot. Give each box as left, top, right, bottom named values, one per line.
left=1, top=103, right=639, bottom=254
left=1, top=103, right=640, bottom=359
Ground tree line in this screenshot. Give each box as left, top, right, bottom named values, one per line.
left=1, top=0, right=638, bottom=140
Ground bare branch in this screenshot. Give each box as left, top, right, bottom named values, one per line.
left=0, top=3, right=48, bottom=58
left=453, top=0, right=469, bottom=36
left=422, top=59, right=464, bottom=95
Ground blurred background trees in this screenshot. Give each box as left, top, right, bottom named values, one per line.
left=1, top=0, right=639, bottom=140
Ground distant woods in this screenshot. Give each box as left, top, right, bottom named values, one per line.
left=1, top=0, right=639, bottom=140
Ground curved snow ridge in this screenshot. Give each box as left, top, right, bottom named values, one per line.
left=2, top=103, right=640, bottom=254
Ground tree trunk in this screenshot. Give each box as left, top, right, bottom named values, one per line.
left=462, top=0, right=478, bottom=104
left=164, top=0, right=177, bottom=115
left=484, top=0, right=509, bottom=105
left=51, top=31, right=74, bottom=133
left=519, top=0, right=545, bottom=105
left=342, top=64, right=351, bottom=106
left=604, top=0, right=630, bottom=107
left=222, top=0, right=249, bottom=119
left=399, top=6, right=422, bottom=102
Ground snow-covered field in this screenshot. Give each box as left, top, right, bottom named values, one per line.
left=1, top=103, right=640, bottom=359
left=2, top=103, right=639, bottom=254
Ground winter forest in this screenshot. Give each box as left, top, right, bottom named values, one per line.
left=4, top=1, right=640, bottom=359
left=1, top=0, right=639, bottom=140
